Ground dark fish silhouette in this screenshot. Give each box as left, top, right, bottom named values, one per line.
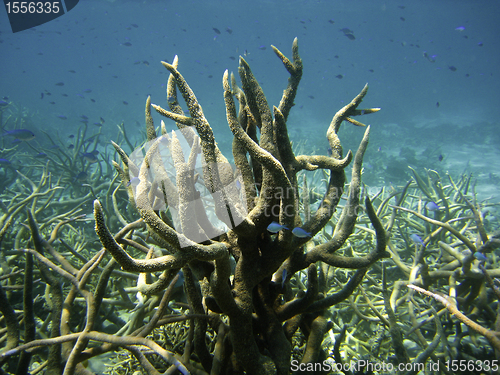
left=423, top=51, right=436, bottom=63
left=74, top=171, right=88, bottom=182
left=82, top=150, right=99, bottom=163
left=2, top=129, right=35, bottom=141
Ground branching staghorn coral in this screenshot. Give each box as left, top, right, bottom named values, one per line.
left=407, top=284, right=500, bottom=353
left=328, top=168, right=500, bottom=372
left=94, top=38, right=387, bottom=374
left=2, top=39, right=499, bottom=375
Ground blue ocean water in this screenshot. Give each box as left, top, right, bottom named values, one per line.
left=1, top=0, right=499, bottom=196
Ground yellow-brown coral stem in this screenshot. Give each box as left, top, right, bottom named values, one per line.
left=152, top=104, right=193, bottom=126
left=0, top=283, right=19, bottom=352
left=306, top=268, right=367, bottom=312
left=303, top=196, right=388, bottom=268
left=94, top=200, right=229, bottom=272
left=295, top=153, right=352, bottom=171
left=145, top=95, right=156, bottom=141
left=183, top=267, right=212, bottom=371
left=277, top=264, right=319, bottom=321
left=331, top=126, right=370, bottom=244
left=391, top=205, right=476, bottom=251
left=238, top=57, right=275, bottom=152
left=223, top=69, right=295, bottom=231
left=0, top=331, right=189, bottom=374
left=301, top=312, right=331, bottom=364
left=272, top=37, right=302, bottom=121
left=408, top=284, right=500, bottom=352
left=327, top=84, right=369, bottom=159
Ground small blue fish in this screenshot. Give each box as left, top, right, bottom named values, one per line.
left=473, top=252, right=487, bottom=262
left=0, top=158, right=12, bottom=166
left=35, top=152, right=48, bottom=158
left=292, top=227, right=312, bottom=238
left=426, top=201, right=439, bottom=211
left=267, top=221, right=289, bottom=233
left=174, top=270, right=184, bottom=288
left=0, top=100, right=9, bottom=107
left=410, top=234, right=425, bottom=247
left=2, top=129, right=35, bottom=141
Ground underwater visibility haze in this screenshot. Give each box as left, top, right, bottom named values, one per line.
left=1, top=0, right=500, bottom=374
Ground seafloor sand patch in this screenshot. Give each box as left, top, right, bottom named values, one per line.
left=441, top=143, right=500, bottom=202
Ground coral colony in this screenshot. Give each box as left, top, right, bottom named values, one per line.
left=1, top=39, right=499, bottom=374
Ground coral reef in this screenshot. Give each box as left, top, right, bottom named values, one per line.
left=1, top=39, right=500, bottom=375
left=95, top=38, right=386, bottom=373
